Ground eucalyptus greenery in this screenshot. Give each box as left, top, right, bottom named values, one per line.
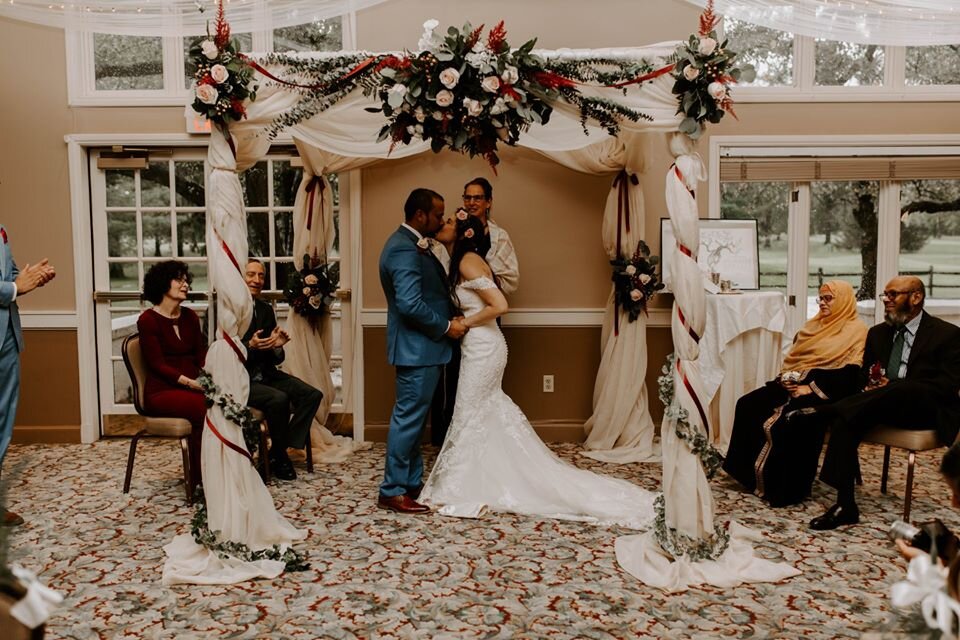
left=190, top=487, right=309, bottom=572
left=652, top=493, right=731, bottom=562
left=657, top=355, right=724, bottom=479
left=197, top=371, right=261, bottom=458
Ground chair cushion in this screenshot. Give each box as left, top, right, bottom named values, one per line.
left=862, top=426, right=941, bottom=451
left=143, top=417, right=193, bottom=437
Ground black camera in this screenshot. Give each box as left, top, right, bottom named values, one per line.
left=889, top=519, right=960, bottom=564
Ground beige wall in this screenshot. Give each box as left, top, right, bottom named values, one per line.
left=0, top=0, right=957, bottom=439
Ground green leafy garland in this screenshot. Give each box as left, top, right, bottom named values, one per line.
left=190, top=487, right=310, bottom=572
left=197, top=371, right=261, bottom=458
left=653, top=354, right=730, bottom=561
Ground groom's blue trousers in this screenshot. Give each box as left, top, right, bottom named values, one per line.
left=380, top=364, right=442, bottom=497
left=0, top=316, right=20, bottom=468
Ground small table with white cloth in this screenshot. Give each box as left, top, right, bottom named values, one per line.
left=698, top=291, right=789, bottom=455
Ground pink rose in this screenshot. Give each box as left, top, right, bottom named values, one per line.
left=683, top=65, right=700, bottom=81
left=630, top=289, right=643, bottom=302
left=481, top=76, right=501, bottom=93
left=439, top=68, right=460, bottom=89
left=435, top=90, right=454, bottom=107
left=195, top=84, right=218, bottom=105
left=210, top=64, right=229, bottom=84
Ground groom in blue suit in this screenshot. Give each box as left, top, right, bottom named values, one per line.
left=0, top=223, right=56, bottom=526
left=378, top=189, right=467, bottom=514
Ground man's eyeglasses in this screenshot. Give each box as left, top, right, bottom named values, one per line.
left=462, top=195, right=486, bottom=202
left=880, top=289, right=917, bottom=300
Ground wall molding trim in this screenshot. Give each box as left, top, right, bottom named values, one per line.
left=19, top=311, right=79, bottom=329
left=361, top=307, right=672, bottom=328
left=12, top=425, right=83, bottom=444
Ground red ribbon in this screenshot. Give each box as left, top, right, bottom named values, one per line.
left=205, top=416, right=254, bottom=465
left=240, top=54, right=376, bottom=91
left=534, top=63, right=675, bottom=91
left=212, top=227, right=243, bottom=276
left=676, top=306, right=701, bottom=343
left=305, top=175, right=325, bottom=231
left=676, top=358, right=710, bottom=436
left=223, top=331, right=247, bottom=365
left=607, top=63, right=676, bottom=88
left=672, top=163, right=695, bottom=198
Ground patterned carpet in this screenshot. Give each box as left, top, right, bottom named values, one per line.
left=3, top=439, right=952, bottom=639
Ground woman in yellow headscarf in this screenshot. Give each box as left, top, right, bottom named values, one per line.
left=723, top=280, right=868, bottom=507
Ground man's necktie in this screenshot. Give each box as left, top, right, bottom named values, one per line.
left=886, top=327, right=907, bottom=381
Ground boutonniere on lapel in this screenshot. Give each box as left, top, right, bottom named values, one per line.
left=416, top=237, right=431, bottom=254
left=0, top=228, right=7, bottom=244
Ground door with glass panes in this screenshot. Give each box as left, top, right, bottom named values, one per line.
left=90, top=148, right=349, bottom=435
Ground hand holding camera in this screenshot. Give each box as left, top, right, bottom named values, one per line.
left=889, top=519, right=960, bottom=565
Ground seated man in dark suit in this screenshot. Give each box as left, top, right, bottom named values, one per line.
left=243, top=259, right=323, bottom=481
left=809, top=275, right=960, bottom=530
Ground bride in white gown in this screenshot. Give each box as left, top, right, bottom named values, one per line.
left=420, top=213, right=656, bottom=529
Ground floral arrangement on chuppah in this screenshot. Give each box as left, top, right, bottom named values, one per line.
left=610, top=240, right=664, bottom=323
left=284, top=253, right=340, bottom=325
left=188, top=2, right=257, bottom=124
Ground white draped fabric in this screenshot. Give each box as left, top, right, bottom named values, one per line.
left=683, top=0, right=960, bottom=46
left=614, top=133, right=800, bottom=591
left=162, top=126, right=307, bottom=586
left=539, top=135, right=659, bottom=464
left=284, top=141, right=374, bottom=463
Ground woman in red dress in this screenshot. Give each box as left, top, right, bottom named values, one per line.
left=137, top=260, right=208, bottom=489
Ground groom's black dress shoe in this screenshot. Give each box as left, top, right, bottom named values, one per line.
left=269, top=453, right=297, bottom=481
left=377, top=494, right=430, bottom=514
left=809, top=503, right=859, bottom=530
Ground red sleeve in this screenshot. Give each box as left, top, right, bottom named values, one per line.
left=137, top=311, right=184, bottom=386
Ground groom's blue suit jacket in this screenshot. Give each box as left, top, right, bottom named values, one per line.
left=379, top=226, right=452, bottom=367
left=0, top=224, right=23, bottom=353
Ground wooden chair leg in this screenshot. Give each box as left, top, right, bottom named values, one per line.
left=180, top=437, right=193, bottom=504
left=904, top=451, right=917, bottom=521
left=122, top=430, right=147, bottom=494
left=305, top=430, right=314, bottom=474
left=259, top=422, right=271, bottom=482
left=881, top=446, right=892, bottom=494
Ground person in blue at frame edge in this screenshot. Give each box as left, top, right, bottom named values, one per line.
left=0, top=223, right=56, bottom=526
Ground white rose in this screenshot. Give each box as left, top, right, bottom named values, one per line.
left=501, top=66, right=519, bottom=85
left=389, top=83, right=407, bottom=96
left=639, top=273, right=652, bottom=284
left=439, top=67, right=460, bottom=89
left=698, top=37, right=717, bottom=56
left=406, top=125, right=416, bottom=135
left=422, top=18, right=439, bottom=32
left=489, top=97, right=508, bottom=115
left=472, top=40, right=486, bottom=53
left=210, top=64, right=229, bottom=84
left=308, top=295, right=322, bottom=309
left=304, top=274, right=318, bottom=285
left=683, top=65, right=700, bottom=81
left=201, top=40, right=219, bottom=60
left=481, top=76, right=500, bottom=93
left=416, top=237, right=430, bottom=249
left=435, top=90, right=454, bottom=107
left=463, top=98, right=483, bottom=117
left=630, top=289, right=643, bottom=302
left=432, top=110, right=444, bottom=120
left=195, top=84, right=219, bottom=105
left=707, top=81, right=727, bottom=100
left=302, top=286, right=312, bottom=295
left=414, top=107, right=426, bottom=123
left=625, top=265, right=637, bottom=275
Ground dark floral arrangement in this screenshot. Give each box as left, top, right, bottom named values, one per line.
left=284, top=254, right=340, bottom=324
left=611, top=240, right=664, bottom=323
left=669, top=0, right=755, bottom=139
left=188, top=1, right=258, bottom=125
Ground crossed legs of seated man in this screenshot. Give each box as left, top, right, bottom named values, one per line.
left=811, top=381, right=942, bottom=530
left=249, top=370, right=323, bottom=481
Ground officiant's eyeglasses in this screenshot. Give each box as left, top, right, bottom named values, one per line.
left=462, top=195, right=487, bottom=201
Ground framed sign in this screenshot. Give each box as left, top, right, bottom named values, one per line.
left=660, top=218, right=760, bottom=290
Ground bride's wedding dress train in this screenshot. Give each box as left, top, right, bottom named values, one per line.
left=420, top=277, right=655, bottom=529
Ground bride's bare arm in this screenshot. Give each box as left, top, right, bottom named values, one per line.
left=459, top=253, right=508, bottom=328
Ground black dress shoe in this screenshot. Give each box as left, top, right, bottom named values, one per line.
left=810, top=503, right=859, bottom=530
left=269, top=455, right=297, bottom=481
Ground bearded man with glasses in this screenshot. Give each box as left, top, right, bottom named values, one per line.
left=807, top=275, right=960, bottom=531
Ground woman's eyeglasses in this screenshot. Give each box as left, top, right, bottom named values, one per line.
left=462, top=195, right=486, bottom=202
left=817, top=295, right=834, bottom=303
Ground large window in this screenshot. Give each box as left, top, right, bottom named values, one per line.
left=722, top=18, right=960, bottom=98
left=69, top=17, right=348, bottom=106
left=715, top=138, right=960, bottom=332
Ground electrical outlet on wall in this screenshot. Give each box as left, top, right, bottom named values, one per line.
left=542, top=375, right=554, bottom=393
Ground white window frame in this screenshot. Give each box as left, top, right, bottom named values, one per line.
left=721, top=20, right=960, bottom=102
left=709, top=134, right=960, bottom=333
left=67, top=11, right=355, bottom=107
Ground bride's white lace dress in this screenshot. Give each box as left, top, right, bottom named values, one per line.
left=420, top=277, right=656, bottom=529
